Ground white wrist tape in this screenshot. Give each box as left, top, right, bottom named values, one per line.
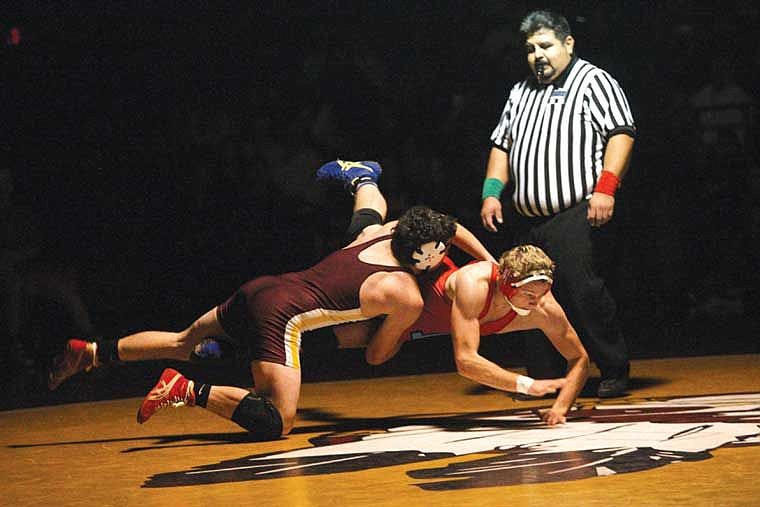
left=91, top=342, right=99, bottom=368
left=515, top=375, right=535, bottom=395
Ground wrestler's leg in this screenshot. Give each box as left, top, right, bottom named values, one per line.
left=136, top=360, right=295, bottom=440
left=353, top=181, right=387, bottom=218
left=343, top=185, right=388, bottom=245
left=183, top=360, right=299, bottom=426
left=117, top=307, right=224, bottom=361
left=157, top=362, right=299, bottom=437
left=48, top=307, right=225, bottom=390
left=248, top=360, right=301, bottom=435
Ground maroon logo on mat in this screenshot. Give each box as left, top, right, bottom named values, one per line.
left=144, top=393, right=760, bottom=489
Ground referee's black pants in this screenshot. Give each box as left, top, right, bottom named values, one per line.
left=512, top=200, right=629, bottom=380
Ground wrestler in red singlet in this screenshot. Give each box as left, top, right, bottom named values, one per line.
left=217, top=235, right=408, bottom=368
left=401, top=258, right=517, bottom=341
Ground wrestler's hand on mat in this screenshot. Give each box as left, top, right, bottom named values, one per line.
left=537, top=407, right=567, bottom=426
left=528, top=378, right=566, bottom=397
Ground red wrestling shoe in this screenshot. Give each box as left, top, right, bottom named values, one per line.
left=137, top=368, right=195, bottom=424
left=48, top=339, right=95, bottom=390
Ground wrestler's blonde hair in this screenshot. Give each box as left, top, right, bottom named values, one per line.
left=498, top=244, right=555, bottom=283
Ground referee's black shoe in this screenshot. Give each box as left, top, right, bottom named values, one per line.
left=597, top=366, right=629, bottom=398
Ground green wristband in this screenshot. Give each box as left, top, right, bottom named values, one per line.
left=481, top=178, right=505, bottom=201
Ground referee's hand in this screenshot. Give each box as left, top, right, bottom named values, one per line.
left=588, top=192, right=615, bottom=227
left=481, top=197, right=503, bottom=232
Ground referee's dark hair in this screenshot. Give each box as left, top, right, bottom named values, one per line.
left=520, top=10, right=572, bottom=40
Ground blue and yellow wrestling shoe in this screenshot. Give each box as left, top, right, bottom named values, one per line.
left=316, top=159, right=382, bottom=194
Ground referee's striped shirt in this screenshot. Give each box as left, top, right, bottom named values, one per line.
left=490, top=56, right=636, bottom=217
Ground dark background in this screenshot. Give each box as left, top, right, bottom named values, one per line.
left=2, top=1, right=758, bottom=409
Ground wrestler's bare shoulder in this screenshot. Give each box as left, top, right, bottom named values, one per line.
left=448, top=260, right=494, bottom=291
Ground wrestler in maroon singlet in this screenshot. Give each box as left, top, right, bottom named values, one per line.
left=217, top=235, right=408, bottom=368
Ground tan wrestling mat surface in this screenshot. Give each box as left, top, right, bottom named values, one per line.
left=3, top=354, right=759, bottom=507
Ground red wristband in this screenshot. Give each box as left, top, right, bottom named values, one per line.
left=594, top=170, right=620, bottom=196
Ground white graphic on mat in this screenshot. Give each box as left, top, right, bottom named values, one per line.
left=145, top=393, right=760, bottom=489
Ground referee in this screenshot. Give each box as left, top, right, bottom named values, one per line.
left=479, top=10, right=636, bottom=398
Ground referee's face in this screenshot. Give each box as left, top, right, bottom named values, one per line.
left=525, top=28, right=574, bottom=84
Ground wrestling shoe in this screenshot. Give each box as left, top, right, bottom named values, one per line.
left=189, top=337, right=239, bottom=364
left=316, top=159, right=382, bottom=194
left=48, top=339, right=95, bottom=390
left=137, top=368, right=195, bottom=424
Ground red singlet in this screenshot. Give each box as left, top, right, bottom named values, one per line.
left=401, top=259, right=517, bottom=341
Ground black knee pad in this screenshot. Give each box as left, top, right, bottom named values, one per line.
left=230, top=393, right=283, bottom=441
left=344, top=208, right=383, bottom=244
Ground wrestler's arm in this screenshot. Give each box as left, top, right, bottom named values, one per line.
left=450, top=268, right=565, bottom=399
left=451, top=223, right=497, bottom=263
left=363, top=273, right=423, bottom=365
left=534, top=292, right=590, bottom=424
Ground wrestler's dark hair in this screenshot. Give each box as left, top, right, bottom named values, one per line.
left=391, top=205, right=457, bottom=268
left=520, top=10, right=572, bottom=40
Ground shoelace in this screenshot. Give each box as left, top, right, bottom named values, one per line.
left=148, top=376, right=193, bottom=412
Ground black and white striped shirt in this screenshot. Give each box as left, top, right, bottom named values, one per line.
left=490, top=57, right=636, bottom=217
